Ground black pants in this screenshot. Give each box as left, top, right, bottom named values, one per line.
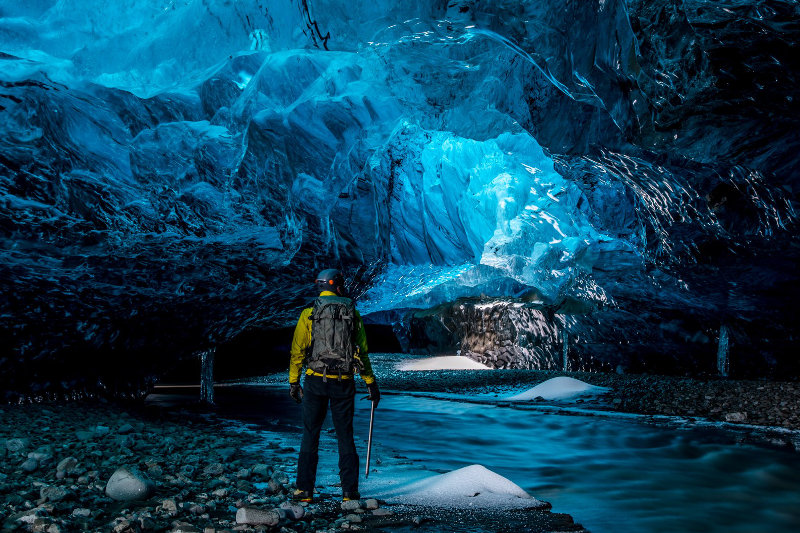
left=296, top=375, right=359, bottom=494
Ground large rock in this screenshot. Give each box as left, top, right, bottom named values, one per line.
left=235, top=507, right=280, bottom=526
left=105, top=467, right=156, bottom=501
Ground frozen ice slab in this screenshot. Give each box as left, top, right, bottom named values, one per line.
left=377, top=464, right=546, bottom=509
left=506, top=376, right=609, bottom=401
left=397, top=356, right=491, bottom=371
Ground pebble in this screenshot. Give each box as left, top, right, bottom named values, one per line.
left=364, top=498, right=379, bottom=510
left=40, top=485, right=69, bottom=502
left=279, top=502, right=305, bottom=520
left=160, top=498, right=179, bottom=515
left=211, top=488, right=229, bottom=498
left=252, top=464, right=271, bottom=478
left=725, top=412, right=748, bottom=423
left=341, top=500, right=361, bottom=511
left=204, top=463, right=225, bottom=476
left=57, top=457, right=79, bottom=474
left=75, top=431, right=95, bottom=441
left=22, top=458, right=39, bottom=472
left=170, top=522, right=202, bottom=533
left=6, top=437, right=30, bottom=454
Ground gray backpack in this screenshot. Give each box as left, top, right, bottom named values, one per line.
left=307, top=296, right=356, bottom=377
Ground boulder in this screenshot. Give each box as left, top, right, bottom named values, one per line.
left=105, top=467, right=156, bottom=501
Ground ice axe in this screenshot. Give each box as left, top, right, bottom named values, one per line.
left=365, top=399, right=375, bottom=479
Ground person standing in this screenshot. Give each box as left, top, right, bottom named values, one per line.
left=289, top=269, right=380, bottom=502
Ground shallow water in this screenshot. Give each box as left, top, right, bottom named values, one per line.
left=155, top=369, right=800, bottom=533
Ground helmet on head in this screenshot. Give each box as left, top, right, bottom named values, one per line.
left=315, top=269, right=345, bottom=294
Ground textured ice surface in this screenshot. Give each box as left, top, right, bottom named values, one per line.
left=1, top=0, right=799, bottom=395
left=376, top=464, right=545, bottom=509
left=396, top=356, right=491, bottom=371
left=506, top=377, right=609, bottom=401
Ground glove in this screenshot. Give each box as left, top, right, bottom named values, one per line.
left=290, top=382, right=303, bottom=404
left=365, top=381, right=380, bottom=408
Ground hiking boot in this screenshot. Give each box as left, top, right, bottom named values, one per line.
left=342, top=491, right=360, bottom=501
left=292, top=489, right=313, bottom=503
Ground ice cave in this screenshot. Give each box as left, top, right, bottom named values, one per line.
left=1, top=1, right=799, bottom=532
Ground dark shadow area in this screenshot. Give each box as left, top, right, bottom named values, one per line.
left=158, top=324, right=402, bottom=384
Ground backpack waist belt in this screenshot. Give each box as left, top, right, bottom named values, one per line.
left=306, top=369, right=354, bottom=380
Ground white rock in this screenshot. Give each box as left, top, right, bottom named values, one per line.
left=72, top=508, right=92, bottom=518
left=235, top=507, right=280, bottom=526
left=345, top=514, right=362, bottom=523
left=105, top=467, right=155, bottom=501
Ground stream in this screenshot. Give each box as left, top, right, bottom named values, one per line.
left=151, top=359, right=800, bottom=533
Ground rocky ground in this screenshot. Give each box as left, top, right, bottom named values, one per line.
left=574, top=372, right=800, bottom=430
left=0, top=400, right=586, bottom=533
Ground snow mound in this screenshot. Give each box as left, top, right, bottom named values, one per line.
left=506, top=376, right=609, bottom=401
left=379, top=465, right=546, bottom=509
left=396, top=356, right=491, bottom=371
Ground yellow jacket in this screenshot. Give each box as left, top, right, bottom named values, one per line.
left=289, top=291, right=375, bottom=384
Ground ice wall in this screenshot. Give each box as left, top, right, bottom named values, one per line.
left=1, top=0, right=798, bottom=397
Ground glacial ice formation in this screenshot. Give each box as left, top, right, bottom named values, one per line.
left=1, top=1, right=799, bottom=397
left=375, top=464, right=546, bottom=509
left=396, top=355, right=491, bottom=371
left=506, top=376, right=609, bottom=401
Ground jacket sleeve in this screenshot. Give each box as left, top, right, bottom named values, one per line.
left=354, top=310, right=376, bottom=385
left=289, top=308, right=313, bottom=384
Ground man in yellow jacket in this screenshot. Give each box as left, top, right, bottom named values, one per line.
left=289, top=269, right=379, bottom=502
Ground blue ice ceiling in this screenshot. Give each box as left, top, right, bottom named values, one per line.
left=1, top=1, right=799, bottom=392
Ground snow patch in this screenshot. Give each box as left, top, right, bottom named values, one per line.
left=378, top=464, right=546, bottom=509
left=397, top=356, right=491, bottom=371
left=506, top=376, right=609, bottom=401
